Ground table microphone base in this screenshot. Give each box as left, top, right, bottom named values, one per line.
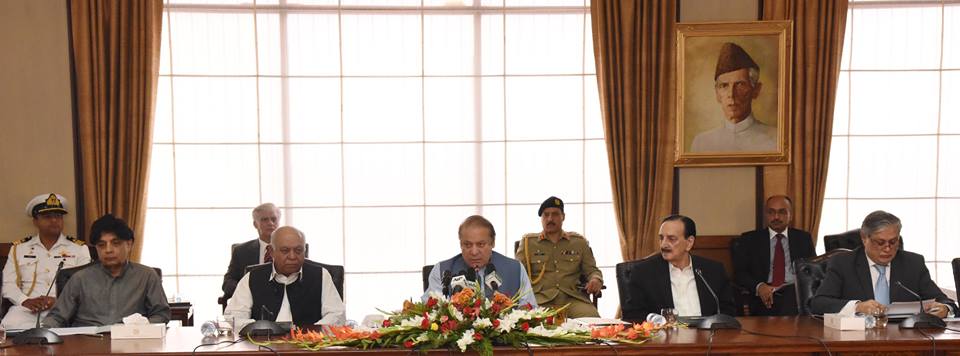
left=13, top=327, right=63, bottom=345
left=693, top=314, right=741, bottom=330
left=899, top=313, right=946, bottom=329
left=239, top=320, right=289, bottom=337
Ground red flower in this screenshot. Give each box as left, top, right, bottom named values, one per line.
left=520, top=322, right=530, bottom=332
left=382, top=319, right=392, bottom=327
left=523, top=303, right=533, bottom=310
left=463, top=306, right=473, bottom=316
left=420, top=318, right=430, bottom=329
left=404, top=340, right=415, bottom=348
left=474, top=299, right=482, bottom=308
left=492, top=319, right=500, bottom=328
left=546, top=316, right=554, bottom=325
left=491, top=304, right=501, bottom=314
left=426, top=297, right=438, bottom=308
left=473, top=332, right=484, bottom=341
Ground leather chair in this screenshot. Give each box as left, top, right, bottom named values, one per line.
left=241, top=260, right=344, bottom=300
left=793, top=248, right=852, bottom=315
left=421, top=265, right=434, bottom=292
left=513, top=240, right=603, bottom=306
left=728, top=237, right=757, bottom=316
left=953, top=258, right=959, bottom=294
left=615, top=258, right=647, bottom=320
left=824, top=228, right=904, bottom=252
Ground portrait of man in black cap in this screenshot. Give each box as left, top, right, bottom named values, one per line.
left=690, top=42, right=777, bottom=153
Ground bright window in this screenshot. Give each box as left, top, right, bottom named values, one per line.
left=820, top=0, right=960, bottom=291
left=144, top=0, right=621, bottom=323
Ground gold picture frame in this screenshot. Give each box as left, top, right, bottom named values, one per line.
left=675, top=21, right=792, bottom=166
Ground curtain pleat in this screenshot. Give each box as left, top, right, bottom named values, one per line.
left=70, top=0, right=163, bottom=261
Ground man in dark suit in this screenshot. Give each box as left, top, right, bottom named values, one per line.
left=811, top=210, right=956, bottom=317
left=221, top=203, right=281, bottom=299
left=733, top=195, right=815, bottom=315
left=621, top=215, right=736, bottom=322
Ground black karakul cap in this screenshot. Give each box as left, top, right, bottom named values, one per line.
left=538, top=196, right=564, bottom=217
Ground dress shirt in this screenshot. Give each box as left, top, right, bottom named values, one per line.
left=690, top=114, right=777, bottom=153
left=225, top=265, right=345, bottom=325
left=258, top=240, right=269, bottom=264
left=423, top=263, right=539, bottom=308
left=669, top=262, right=702, bottom=317
left=755, top=228, right=795, bottom=293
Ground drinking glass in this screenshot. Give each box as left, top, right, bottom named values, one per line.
left=660, top=308, right=678, bottom=324
left=872, top=306, right=888, bottom=329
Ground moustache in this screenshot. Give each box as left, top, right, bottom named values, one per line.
left=660, top=248, right=672, bottom=253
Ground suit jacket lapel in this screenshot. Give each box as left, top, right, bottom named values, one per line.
left=787, top=228, right=803, bottom=262
left=657, top=256, right=674, bottom=307
left=854, top=250, right=874, bottom=300
left=756, top=230, right=771, bottom=279
left=888, top=252, right=905, bottom=302
left=690, top=256, right=714, bottom=315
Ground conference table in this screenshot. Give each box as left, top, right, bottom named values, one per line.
left=1, top=317, right=958, bottom=355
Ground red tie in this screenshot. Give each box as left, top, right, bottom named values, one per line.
left=264, top=245, right=273, bottom=263
left=771, top=234, right=785, bottom=286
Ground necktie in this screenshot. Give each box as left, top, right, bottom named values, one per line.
left=264, top=245, right=273, bottom=263
left=874, top=265, right=889, bottom=305
left=771, top=234, right=785, bottom=286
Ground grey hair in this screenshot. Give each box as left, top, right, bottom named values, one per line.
left=252, top=203, right=280, bottom=219
left=748, top=67, right=760, bottom=86
left=860, top=210, right=902, bottom=237
left=270, top=226, right=305, bottom=246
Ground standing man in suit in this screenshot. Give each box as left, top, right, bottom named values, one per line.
left=222, top=203, right=280, bottom=300
left=733, top=195, right=814, bottom=315
left=621, top=215, right=736, bottom=322
left=811, top=211, right=956, bottom=316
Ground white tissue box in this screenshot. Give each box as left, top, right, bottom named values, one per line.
left=111, top=323, right=166, bottom=339
left=823, top=313, right=865, bottom=330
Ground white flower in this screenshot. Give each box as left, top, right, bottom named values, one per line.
left=448, top=305, right=464, bottom=322
left=428, top=310, right=439, bottom=321
left=400, top=316, right=424, bottom=328
left=456, top=330, right=476, bottom=352
left=484, top=299, right=493, bottom=309
left=427, top=291, right=448, bottom=303
left=527, top=325, right=566, bottom=337
left=473, top=318, right=492, bottom=329
left=496, top=318, right=514, bottom=333
left=559, top=320, right=590, bottom=333
left=416, top=332, right=430, bottom=342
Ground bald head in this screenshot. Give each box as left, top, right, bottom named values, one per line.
left=270, top=226, right=306, bottom=276
left=764, top=195, right=793, bottom=233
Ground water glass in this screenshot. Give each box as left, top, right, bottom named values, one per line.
left=217, top=315, right=236, bottom=337
left=0, top=325, right=6, bottom=344
left=660, top=308, right=678, bottom=324
left=872, top=306, right=888, bottom=329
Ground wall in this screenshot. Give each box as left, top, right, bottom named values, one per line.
left=0, top=0, right=77, bottom=242
left=676, top=0, right=763, bottom=236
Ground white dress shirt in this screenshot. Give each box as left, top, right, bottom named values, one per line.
left=669, top=262, right=702, bottom=317
left=224, top=265, right=345, bottom=325
left=257, top=240, right=269, bottom=264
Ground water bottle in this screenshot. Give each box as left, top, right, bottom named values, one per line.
left=200, top=320, right=219, bottom=337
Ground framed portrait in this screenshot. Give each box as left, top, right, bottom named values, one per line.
left=675, top=21, right=792, bottom=166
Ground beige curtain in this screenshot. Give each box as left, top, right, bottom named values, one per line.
left=591, top=1, right=677, bottom=261
left=763, top=0, right=848, bottom=242
left=70, top=0, right=163, bottom=262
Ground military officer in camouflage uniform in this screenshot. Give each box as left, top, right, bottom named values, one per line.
left=1, top=193, right=91, bottom=329
left=517, top=196, right=603, bottom=318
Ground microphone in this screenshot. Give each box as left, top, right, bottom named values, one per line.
left=14, top=260, right=66, bottom=345
left=692, top=268, right=740, bottom=330
left=483, top=264, right=502, bottom=292
left=894, top=281, right=946, bottom=329
left=260, top=304, right=275, bottom=321
left=441, top=270, right=452, bottom=297
left=465, top=268, right=477, bottom=284
left=240, top=304, right=286, bottom=337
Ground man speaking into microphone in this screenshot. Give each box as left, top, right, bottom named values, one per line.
left=423, top=215, right=537, bottom=308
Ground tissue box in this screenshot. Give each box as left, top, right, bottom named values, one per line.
left=111, top=323, right=166, bottom=339
left=823, top=313, right=865, bottom=330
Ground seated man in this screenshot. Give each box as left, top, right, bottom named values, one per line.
left=225, top=226, right=345, bottom=326
left=222, top=203, right=281, bottom=300
left=517, top=196, right=602, bottom=318
left=43, top=214, right=170, bottom=327
left=2, top=193, right=91, bottom=329
left=621, top=215, right=736, bottom=322
left=732, top=195, right=814, bottom=316
left=423, top=215, right=537, bottom=308
left=811, top=211, right=957, bottom=316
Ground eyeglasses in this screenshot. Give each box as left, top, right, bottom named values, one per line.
left=868, top=236, right=900, bottom=249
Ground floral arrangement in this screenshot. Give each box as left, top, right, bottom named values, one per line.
left=262, top=287, right=672, bottom=355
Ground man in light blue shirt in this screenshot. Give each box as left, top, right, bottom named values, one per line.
left=423, top=215, right=537, bottom=308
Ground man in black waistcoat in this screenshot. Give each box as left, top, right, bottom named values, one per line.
left=224, top=226, right=345, bottom=325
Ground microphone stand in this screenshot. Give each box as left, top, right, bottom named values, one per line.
left=14, top=261, right=66, bottom=345
left=895, top=281, right=946, bottom=329
left=693, top=269, right=741, bottom=330
left=239, top=305, right=288, bottom=337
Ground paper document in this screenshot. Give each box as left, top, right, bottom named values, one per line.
left=886, top=299, right=935, bottom=316
left=50, top=325, right=112, bottom=335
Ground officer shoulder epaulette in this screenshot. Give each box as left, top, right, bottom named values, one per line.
left=522, top=232, right=540, bottom=240
left=66, top=235, right=85, bottom=246
left=565, top=231, right=585, bottom=239
left=13, top=236, right=33, bottom=245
